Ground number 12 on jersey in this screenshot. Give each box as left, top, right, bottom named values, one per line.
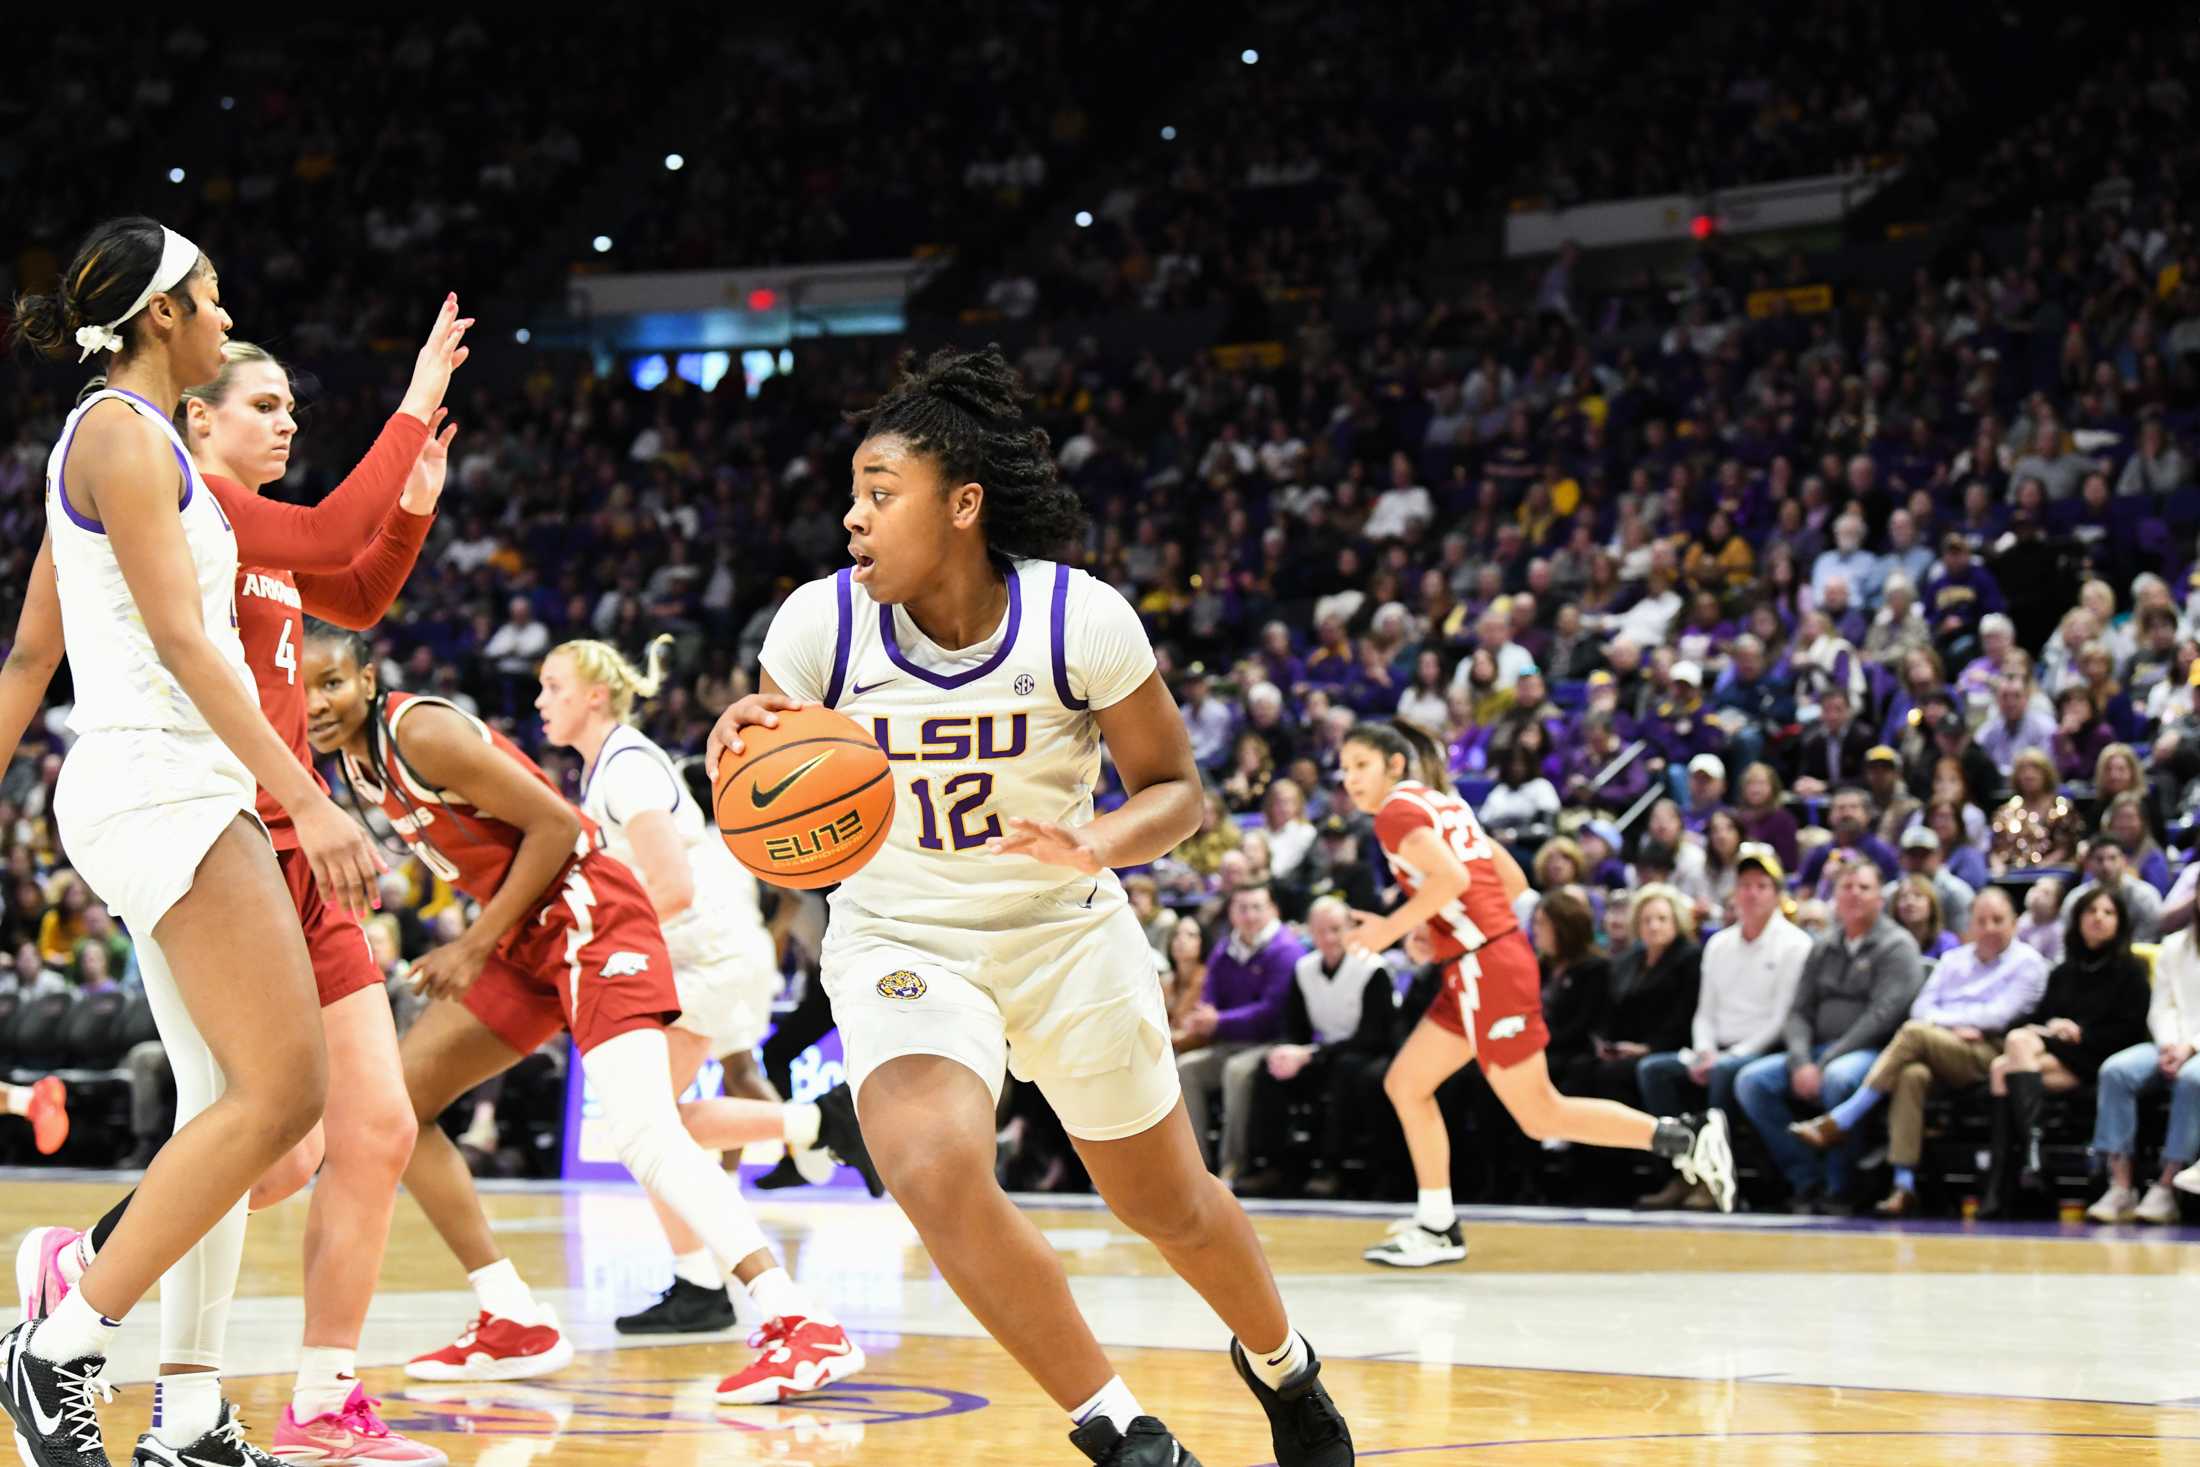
left=910, top=773, right=1000, bottom=851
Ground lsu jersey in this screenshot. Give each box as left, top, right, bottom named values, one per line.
left=582, top=721, right=771, bottom=971
left=47, top=388, right=252, bottom=736
left=760, top=558, right=1155, bottom=920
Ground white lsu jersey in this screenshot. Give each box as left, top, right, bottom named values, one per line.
left=760, top=558, right=1155, bottom=921
left=46, top=387, right=253, bottom=736
left=581, top=722, right=771, bottom=970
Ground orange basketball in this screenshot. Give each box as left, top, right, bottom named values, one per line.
left=715, top=706, right=895, bottom=889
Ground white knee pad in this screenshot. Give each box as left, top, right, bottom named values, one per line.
left=584, top=1028, right=772, bottom=1272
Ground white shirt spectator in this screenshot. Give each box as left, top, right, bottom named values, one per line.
left=1479, top=778, right=1558, bottom=832
left=1268, top=818, right=1317, bottom=880
left=1691, top=912, right=1813, bottom=1059
left=1364, top=482, right=1435, bottom=541
left=484, top=604, right=550, bottom=674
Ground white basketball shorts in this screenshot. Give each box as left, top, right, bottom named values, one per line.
left=52, top=728, right=260, bottom=935
left=666, top=921, right=779, bottom=1057
left=821, top=884, right=1179, bottom=1141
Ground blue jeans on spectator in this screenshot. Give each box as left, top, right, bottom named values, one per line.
left=1735, top=1045, right=1881, bottom=1198
left=1637, top=1050, right=1751, bottom=1118
left=2092, top=1041, right=2200, bottom=1168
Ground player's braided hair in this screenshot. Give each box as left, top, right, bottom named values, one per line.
left=848, top=345, right=1088, bottom=561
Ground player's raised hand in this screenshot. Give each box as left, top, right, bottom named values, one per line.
left=706, top=692, right=811, bottom=775
left=400, top=408, right=458, bottom=515
left=399, top=293, right=475, bottom=424
left=988, top=816, right=1103, bottom=875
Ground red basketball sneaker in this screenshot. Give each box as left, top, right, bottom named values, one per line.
left=404, top=1307, right=574, bottom=1382
left=26, top=1076, right=67, bottom=1156
left=714, top=1317, right=865, bottom=1404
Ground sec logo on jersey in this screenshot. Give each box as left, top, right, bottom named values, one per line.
left=877, top=970, right=928, bottom=1000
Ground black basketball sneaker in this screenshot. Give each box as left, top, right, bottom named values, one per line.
left=813, top=1082, right=885, bottom=1197
left=1230, top=1337, right=1354, bottom=1466
left=614, top=1278, right=737, bottom=1335
left=1068, top=1414, right=1202, bottom=1465
left=0, top=1318, right=114, bottom=1467
left=130, top=1402, right=284, bottom=1466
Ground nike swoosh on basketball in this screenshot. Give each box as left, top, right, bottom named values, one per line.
left=849, top=677, right=895, bottom=695
left=750, top=752, right=834, bottom=810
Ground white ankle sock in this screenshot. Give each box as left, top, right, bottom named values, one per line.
left=150, top=1372, right=221, bottom=1446
left=1069, top=1375, right=1142, bottom=1436
left=744, top=1265, right=833, bottom=1325
left=1415, top=1187, right=1455, bottom=1232
left=672, top=1249, right=721, bottom=1291
left=292, top=1345, right=357, bottom=1421
left=1242, top=1326, right=1308, bottom=1389
left=3, top=1085, right=27, bottom=1114
left=468, top=1258, right=541, bottom=1325
left=783, top=1103, right=822, bottom=1150
left=28, top=1289, right=118, bottom=1362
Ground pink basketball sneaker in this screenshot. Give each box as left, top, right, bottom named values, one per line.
left=13, top=1225, right=82, bottom=1322
left=272, top=1384, right=450, bottom=1464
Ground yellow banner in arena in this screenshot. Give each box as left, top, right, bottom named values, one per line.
left=1747, top=284, right=1833, bottom=319
left=1212, top=341, right=1287, bottom=370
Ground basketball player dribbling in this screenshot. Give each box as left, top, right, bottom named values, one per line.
left=297, top=627, right=864, bottom=1403
left=1337, top=720, right=1736, bottom=1270
left=8, top=328, right=470, bottom=1465
left=537, top=634, right=882, bottom=1336
left=0, top=215, right=392, bottom=1467
left=707, top=347, right=1352, bottom=1467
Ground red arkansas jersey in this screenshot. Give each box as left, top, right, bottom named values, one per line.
left=234, top=565, right=323, bottom=847
left=339, top=691, right=601, bottom=904
left=1373, top=780, right=1517, bottom=960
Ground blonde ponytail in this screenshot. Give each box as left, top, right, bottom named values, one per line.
left=554, top=633, right=676, bottom=724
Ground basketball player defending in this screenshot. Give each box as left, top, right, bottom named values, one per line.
left=709, top=347, right=1351, bottom=1467
left=0, top=216, right=390, bottom=1467
left=10, top=328, right=468, bottom=1465
left=1339, top=720, right=1736, bottom=1269
left=538, top=634, right=881, bottom=1335
left=298, top=628, right=862, bottom=1403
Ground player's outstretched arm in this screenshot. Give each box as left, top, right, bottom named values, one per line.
left=0, top=532, right=64, bottom=775
left=990, top=670, right=1201, bottom=873
left=392, top=702, right=582, bottom=999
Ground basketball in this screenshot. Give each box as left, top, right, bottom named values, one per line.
left=714, top=706, right=894, bottom=888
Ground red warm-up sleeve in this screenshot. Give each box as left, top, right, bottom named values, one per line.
left=297, top=507, right=437, bottom=629
left=211, top=411, right=429, bottom=572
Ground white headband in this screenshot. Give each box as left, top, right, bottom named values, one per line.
left=74, top=226, right=201, bottom=362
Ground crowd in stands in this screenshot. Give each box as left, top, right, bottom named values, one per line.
left=14, top=10, right=2200, bottom=1225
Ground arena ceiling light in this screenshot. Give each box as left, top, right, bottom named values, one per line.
left=1075, top=211, right=1094, bottom=228
left=664, top=153, right=685, bottom=171
left=593, top=235, right=614, bottom=253
left=1241, top=48, right=1259, bottom=64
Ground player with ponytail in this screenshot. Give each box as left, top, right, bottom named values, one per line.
left=1339, top=719, right=1738, bottom=1269
left=537, top=633, right=879, bottom=1335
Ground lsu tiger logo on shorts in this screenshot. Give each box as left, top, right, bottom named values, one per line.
left=877, top=970, right=927, bottom=1000
left=600, top=951, right=652, bottom=978
left=1486, top=1014, right=1527, bottom=1041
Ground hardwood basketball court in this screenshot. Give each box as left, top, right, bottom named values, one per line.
left=6, top=1173, right=2197, bottom=1464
